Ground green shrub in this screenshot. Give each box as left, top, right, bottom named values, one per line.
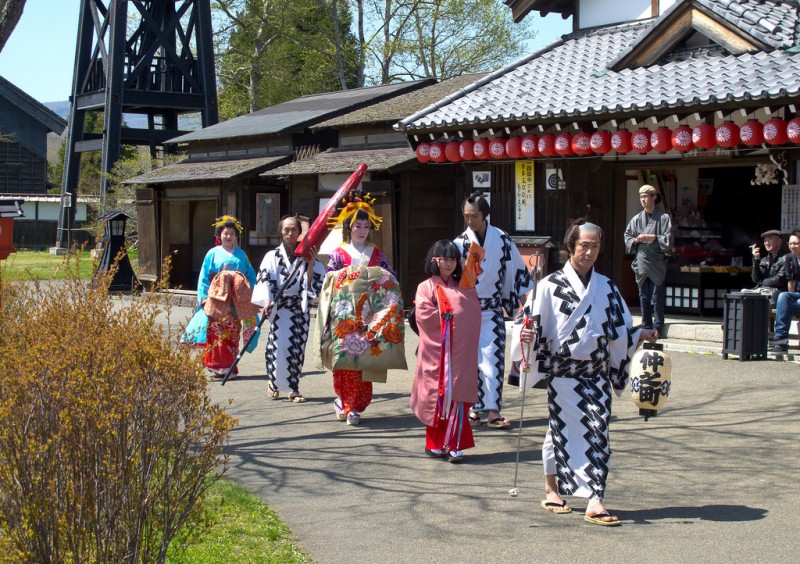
left=0, top=255, right=237, bottom=562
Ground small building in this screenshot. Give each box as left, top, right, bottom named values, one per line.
left=126, top=81, right=432, bottom=290
left=396, top=0, right=800, bottom=314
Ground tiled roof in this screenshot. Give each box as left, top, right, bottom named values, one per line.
left=313, top=74, right=487, bottom=129
left=0, top=75, right=67, bottom=135
left=123, top=155, right=289, bottom=185
left=260, top=147, right=415, bottom=176
left=697, top=0, right=800, bottom=49
left=169, top=81, right=429, bottom=144
left=396, top=10, right=800, bottom=133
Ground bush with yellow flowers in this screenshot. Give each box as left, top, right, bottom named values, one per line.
left=0, top=255, right=236, bottom=562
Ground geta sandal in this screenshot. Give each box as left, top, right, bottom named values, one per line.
left=540, top=500, right=572, bottom=514
left=487, top=417, right=511, bottom=429
left=267, top=383, right=280, bottom=400
left=584, top=512, right=621, bottom=526
left=288, top=393, right=306, bottom=403
left=468, top=412, right=482, bottom=427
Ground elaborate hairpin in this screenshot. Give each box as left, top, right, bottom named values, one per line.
left=327, top=192, right=382, bottom=230
left=212, top=215, right=243, bottom=233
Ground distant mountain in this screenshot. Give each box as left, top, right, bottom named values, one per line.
left=44, top=101, right=202, bottom=132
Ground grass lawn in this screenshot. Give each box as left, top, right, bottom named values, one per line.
left=167, top=478, right=311, bottom=563
left=0, top=249, right=139, bottom=281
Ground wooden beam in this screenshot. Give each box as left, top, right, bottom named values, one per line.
left=652, top=0, right=659, bottom=18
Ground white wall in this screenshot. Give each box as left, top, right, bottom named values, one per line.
left=578, top=0, right=678, bottom=29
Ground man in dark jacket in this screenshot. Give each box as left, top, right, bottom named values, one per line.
left=751, top=229, right=792, bottom=297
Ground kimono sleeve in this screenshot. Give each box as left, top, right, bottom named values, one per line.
left=501, top=236, right=534, bottom=313
left=251, top=251, right=276, bottom=307
left=414, top=280, right=439, bottom=339
left=522, top=279, right=557, bottom=389
left=197, top=249, right=215, bottom=305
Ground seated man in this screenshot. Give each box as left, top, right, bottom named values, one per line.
left=769, top=230, right=800, bottom=353
left=751, top=229, right=792, bottom=302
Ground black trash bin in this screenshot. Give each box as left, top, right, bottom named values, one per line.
left=722, top=292, right=770, bottom=361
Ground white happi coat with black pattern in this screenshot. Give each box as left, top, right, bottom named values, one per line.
left=523, top=261, right=641, bottom=500
left=454, top=223, right=533, bottom=413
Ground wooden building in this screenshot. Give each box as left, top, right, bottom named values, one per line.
left=396, top=0, right=800, bottom=314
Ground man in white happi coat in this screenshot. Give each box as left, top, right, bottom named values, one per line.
left=252, top=216, right=325, bottom=402
left=519, top=220, right=657, bottom=525
left=454, top=191, right=533, bottom=429
left=624, top=184, right=673, bottom=337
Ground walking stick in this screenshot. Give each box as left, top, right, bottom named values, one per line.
left=220, top=259, right=304, bottom=386
left=509, top=316, right=534, bottom=497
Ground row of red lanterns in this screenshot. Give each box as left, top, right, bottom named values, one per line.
left=416, top=117, right=800, bottom=163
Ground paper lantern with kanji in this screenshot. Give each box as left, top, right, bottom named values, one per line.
left=460, top=140, right=475, bottom=161
left=428, top=142, right=446, bottom=162
left=763, top=118, right=788, bottom=145
left=416, top=142, right=431, bottom=163
left=692, top=123, right=716, bottom=150
left=630, top=342, right=672, bottom=422
left=521, top=135, right=539, bottom=157
left=590, top=130, right=612, bottom=154
left=632, top=129, right=652, bottom=154
left=538, top=134, right=556, bottom=157
left=787, top=118, right=800, bottom=143
left=611, top=129, right=632, bottom=154
left=555, top=132, right=574, bottom=156
left=445, top=141, right=461, bottom=162
left=651, top=127, right=672, bottom=153
left=671, top=125, right=694, bottom=152
left=571, top=131, right=592, bottom=155
left=739, top=120, right=764, bottom=146
left=715, top=121, right=739, bottom=148
left=506, top=137, right=523, bottom=159
left=472, top=139, right=489, bottom=159
left=489, top=138, right=507, bottom=159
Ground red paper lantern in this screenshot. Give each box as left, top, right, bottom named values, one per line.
left=538, top=134, right=556, bottom=157
left=416, top=142, right=431, bottom=163
left=460, top=140, right=475, bottom=161
left=506, top=137, right=523, bottom=159
left=429, top=142, right=447, bottom=163
left=739, top=120, right=763, bottom=146
left=445, top=141, right=461, bottom=162
left=611, top=129, right=632, bottom=154
left=671, top=125, right=694, bottom=152
left=571, top=132, right=592, bottom=155
left=692, top=124, right=716, bottom=150
left=787, top=117, right=800, bottom=143
left=651, top=127, right=672, bottom=153
left=715, top=121, right=739, bottom=148
left=763, top=118, right=788, bottom=145
left=632, top=129, right=652, bottom=153
left=555, top=132, right=574, bottom=156
left=520, top=135, right=539, bottom=157
left=489, top=138, right=507, bottom=159
left=472, top=139, right=489, bottom=159
left=590, top=130, right=611, bottom=154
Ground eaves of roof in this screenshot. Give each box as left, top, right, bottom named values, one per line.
left=168, top=81, right=430, bottom=144
left=260, top=146, right=415, bottom=176
left=123, top=155, right=290, bottom=185
left=0, top=75, right=67, bottom=135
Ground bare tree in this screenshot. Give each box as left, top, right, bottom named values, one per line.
left=0, top=0, right=26, bottom=53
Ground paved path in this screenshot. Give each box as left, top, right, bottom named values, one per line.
left=199, top=315, right=800, bottom=563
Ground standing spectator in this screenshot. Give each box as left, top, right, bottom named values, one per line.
left=522, top=219, right=658, bottom=526
left=252, top=215, right=325, bottom=402
left=768, top=230, right=800, bottom=353
left=751, top=229, right=792, bottom=300
left=410, top=240, right=481, bottom=463
left=624, top=184, right=673, bottom=338
left=197, top=216, right=259, bottom=380
left=454, top=191, right=533, bottom=429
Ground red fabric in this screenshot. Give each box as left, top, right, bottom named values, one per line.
left=425, top=403, right=475, bottom=451
left=333, top=369, right=373, bottom=413
left=203, top=316, right=241, bottom=374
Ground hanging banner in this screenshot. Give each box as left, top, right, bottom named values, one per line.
left=515, top=161, right=535, bottom=231
left=782, top=185, right=800, bottom=233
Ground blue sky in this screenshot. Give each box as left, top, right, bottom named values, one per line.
left=0, top=2, right=571, bottom=104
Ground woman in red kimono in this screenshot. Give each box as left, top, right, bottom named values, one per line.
left=326, top=191, right=393, bottom=426
left=410, top=240, right=481, bottom=462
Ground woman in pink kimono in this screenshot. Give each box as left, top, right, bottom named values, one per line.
left=410, top=240, right=481, bottom=463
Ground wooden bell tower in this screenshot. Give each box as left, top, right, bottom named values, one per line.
left=57, top=0, right=218, bottom=246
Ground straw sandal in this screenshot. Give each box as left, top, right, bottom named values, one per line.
left=267, top=382, right=280, bottom=400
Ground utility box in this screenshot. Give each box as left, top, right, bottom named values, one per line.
left=722, top=292, right=770, bottom=361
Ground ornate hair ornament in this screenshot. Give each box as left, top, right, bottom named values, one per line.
left=212, top=215, right=243, bottom=233
left=327, top=191, right=382, bottom=230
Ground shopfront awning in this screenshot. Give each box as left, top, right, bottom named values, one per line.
left=260, top=146, right=416, bottom=177
left=123, top=155, right=290, bottom=185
